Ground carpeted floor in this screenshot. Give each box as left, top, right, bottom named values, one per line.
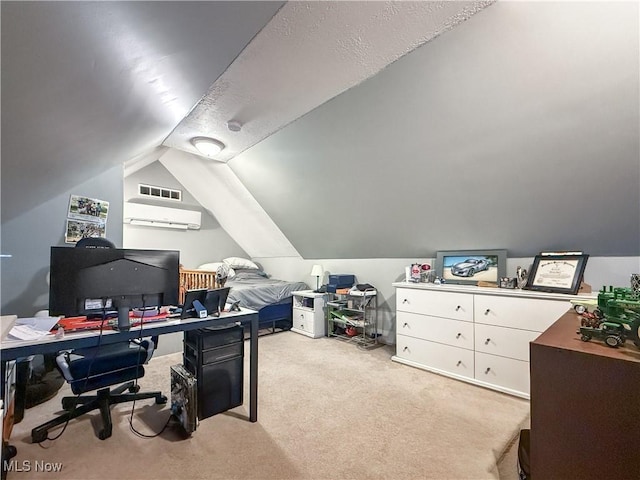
left=9, top=332, right=529, bottom=479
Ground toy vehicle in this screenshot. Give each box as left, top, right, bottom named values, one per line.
left=451, top=258, right=489, bottom=277
left=578, top=286, right=640, bottom=349
left=570, top=298, right=599, bottom=315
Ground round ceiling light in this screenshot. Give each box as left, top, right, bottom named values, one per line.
left=191, top=137, right=225, bottom=157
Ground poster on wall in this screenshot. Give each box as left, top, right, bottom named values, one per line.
left=68, top=195, right=109, bottom=223
left=65, top=195, right=109, bottom=244
left=65, top=219, right=107, bottom=244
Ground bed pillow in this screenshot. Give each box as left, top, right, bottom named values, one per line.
left=197, top=262, right=224, bottom=272
left=222, top=257, right=259, bottom=270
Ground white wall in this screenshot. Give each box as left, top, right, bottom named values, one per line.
left=255, top=255, right=640, bottom=344
left=123, top=160, right=248, bottom=268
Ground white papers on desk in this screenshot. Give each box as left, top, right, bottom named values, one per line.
left=7, top=316, right=60, bottom=341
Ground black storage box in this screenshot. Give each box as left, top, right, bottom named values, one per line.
left=183, top=325, right=244, bottom=420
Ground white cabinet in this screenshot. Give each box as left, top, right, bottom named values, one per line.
left=291, top=290, right=327, bottom=338
left=392, top=283, right=593, bottom=398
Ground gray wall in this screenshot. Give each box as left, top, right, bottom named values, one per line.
left=123, top=161, right=248, bottom=268
left=230, top=1, right=639, bottom=259
left=1, top=165, right=124, bottom=317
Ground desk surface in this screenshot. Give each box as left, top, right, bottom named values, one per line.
left=0, top=307, right=258, bottom=362
left=532, top=310, right=640, bottom=362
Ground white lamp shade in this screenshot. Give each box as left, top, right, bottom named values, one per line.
left=310, top=264, right=323, bottom=277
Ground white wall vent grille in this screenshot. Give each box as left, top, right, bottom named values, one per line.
left=138, top=184, right=182, bottom=201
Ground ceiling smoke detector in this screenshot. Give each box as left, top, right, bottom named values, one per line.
left=227, top=120, right=242, bottom=132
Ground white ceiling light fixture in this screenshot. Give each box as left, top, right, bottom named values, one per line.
left=191, top=137, right=225, bottom=157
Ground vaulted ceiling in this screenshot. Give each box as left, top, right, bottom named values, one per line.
left=2, top=1, right=491, bottom=222
left=3, top=1, right=639, bottom=259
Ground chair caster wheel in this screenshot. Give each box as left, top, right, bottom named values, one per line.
left=98, top=429, right=111, bottom=440
left=156, top=395, right=168, bottom=405
left=61, top=398, right=76, bottom=410
left=128, top=385, right=140, bottom=394
left=3, top=444, right=17, bottom=458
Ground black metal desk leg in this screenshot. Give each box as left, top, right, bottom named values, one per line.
left=249, top=314, right=258, bottom=422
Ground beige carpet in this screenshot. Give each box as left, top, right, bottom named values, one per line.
left=9, top=332, right=529, bottom=479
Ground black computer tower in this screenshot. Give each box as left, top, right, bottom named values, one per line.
left=183, top=324, right=244, bottom=420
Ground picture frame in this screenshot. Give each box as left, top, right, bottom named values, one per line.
left=435, top=249, right=507, bottom=285
left=524, top=253, right=589, bottom=295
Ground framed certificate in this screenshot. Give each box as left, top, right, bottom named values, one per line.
left=524, top=253, right=589, bottom=295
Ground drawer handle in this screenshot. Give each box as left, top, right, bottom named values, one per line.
left=456, top=360, right=462, bottom=366
left=456, top=333, right=462, bottom=339
left=485, top=338, right=491, bottom=345
left=455, top=305, right=461, bottom=311
left=403, top=322, right=409, bottom=328
left=403, top=346, right=409, bottom=352
left=402, top=298, right=409, bottom=304
left=485, top=367, right=491, bottom=374
left=484, top=308, right=491, bottom=315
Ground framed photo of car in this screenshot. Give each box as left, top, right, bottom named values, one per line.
left=435, top=249, right=507, bottom=285
left=523, top=253, right=589, bottom=295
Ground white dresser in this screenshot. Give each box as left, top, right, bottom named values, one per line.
left=392, top=282, right=595, bottom=398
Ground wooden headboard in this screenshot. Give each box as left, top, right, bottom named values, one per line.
left=179, top=267, right=218, bottom=304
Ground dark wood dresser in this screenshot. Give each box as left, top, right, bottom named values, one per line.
left=530, top=311, right=640, bottom=479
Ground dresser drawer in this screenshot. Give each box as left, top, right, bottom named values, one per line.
left=475, top=352, right=530, bottom=395
left=474, top=295, right=570, bottom=332
left=397, top=311, right=474, bottom=349
left=396, top=335, right=474, bottom=379
left=396, top=288, right=473, bottom=321
left=474, top=323, right=539, bottom=361
left=292, top=308, right=314, bottom=334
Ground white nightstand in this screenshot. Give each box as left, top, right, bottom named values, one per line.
left=291, top=290, right=327, bottom=338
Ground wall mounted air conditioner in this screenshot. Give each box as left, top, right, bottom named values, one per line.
left=124, top=203, right=201, bottom=230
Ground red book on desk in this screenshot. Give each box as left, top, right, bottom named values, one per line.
left=57, top=313, right=169, bottom=332
left=56, top=316, right=112, bottom=332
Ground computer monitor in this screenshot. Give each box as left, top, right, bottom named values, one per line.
left=181, top=288, right=208, bottom=319
left=49, top=246, right=180, bottom=330
left=204, top=287, right=231, bottom=316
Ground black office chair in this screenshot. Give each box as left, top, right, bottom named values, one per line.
left=30, top=238, right=167, bottom=442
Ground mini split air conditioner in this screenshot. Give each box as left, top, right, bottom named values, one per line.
left=124, top=203, right=201, bottom=230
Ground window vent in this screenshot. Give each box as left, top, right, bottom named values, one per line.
left=138, top=184, right=182, bottom=201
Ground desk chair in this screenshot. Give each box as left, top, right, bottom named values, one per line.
left=30, top=238, right=167, bottom=442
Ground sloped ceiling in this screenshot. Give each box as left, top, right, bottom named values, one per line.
left=2, top=1, right=639, bottom=260
left=228, top=1, right=639, bottom=258
left=1, top=1, right=285, bottom=222
left=163, top=0, right=493, bottom=161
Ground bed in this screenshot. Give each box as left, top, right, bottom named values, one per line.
left=179, top=259, right=308, bottom=335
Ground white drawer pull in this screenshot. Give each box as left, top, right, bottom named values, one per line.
left=455, top=305, right=462, bottom=311
left=402, top=299, right=409, bottom=304
left=456, top=360, right=462, bottom=366
left=403, top=346, right=409, bottom=352
left=484, top=367, right=491, bottom=374
left=403, top=322, right=409, bottom=328
left=456, top=333, right=462, bottom=339
left=484, top=308, right=491, bottom=315
left=485, top=338, right=491, bottom=345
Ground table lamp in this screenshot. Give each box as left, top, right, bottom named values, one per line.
left=311, top=264, right=323, bottom=292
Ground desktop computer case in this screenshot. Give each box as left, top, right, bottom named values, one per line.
left=170, top=364, right=197, bottom=435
